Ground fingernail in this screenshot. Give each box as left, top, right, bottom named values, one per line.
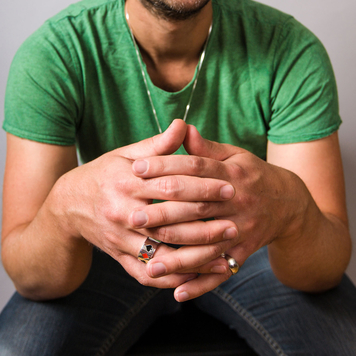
left=176, top=291, right=190, bottom=302
left=223, top=227, right=238, bottom=239
left=133, top=160, right=148, bottom=174
left=220, top=185, right=235, bottom=199
left=211, top=265, right=228, bottom=274
left=132, top=211, right=148, bottom=226
left=150, top=262, right=167, bottom=277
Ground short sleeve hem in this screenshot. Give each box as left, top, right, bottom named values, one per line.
left=267, top=120, right=341, bottom=144
left=3, top=122, right=76, bottom=146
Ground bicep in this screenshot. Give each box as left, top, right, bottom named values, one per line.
left=267, top=132, right=348, bottom=225
left=2, top=133, right=78, bottom=239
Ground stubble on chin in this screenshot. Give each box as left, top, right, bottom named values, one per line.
left=139, top=0, right=211, bottom=21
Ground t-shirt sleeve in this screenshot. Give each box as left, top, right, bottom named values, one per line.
left=3, top=22, right=82, bottom=145
left=267, top=18, right=341, bottom=144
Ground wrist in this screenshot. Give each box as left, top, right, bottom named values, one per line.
left=45, top=171, right=83, bottom=241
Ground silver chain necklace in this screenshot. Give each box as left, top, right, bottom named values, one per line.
left=126, top=12, right=212, bottom=134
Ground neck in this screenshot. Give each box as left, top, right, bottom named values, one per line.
left=125, top=0, right=213, bottom=64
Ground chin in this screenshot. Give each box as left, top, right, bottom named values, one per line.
left=141, top=0, right=211, bottom=21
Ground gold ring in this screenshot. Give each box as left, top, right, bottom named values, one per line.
left=221, top=253, right=239, bottom=275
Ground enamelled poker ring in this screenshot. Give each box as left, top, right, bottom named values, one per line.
left=221, top=253, right=240, bottom=275
left=138, top=237, right=161, bottom=263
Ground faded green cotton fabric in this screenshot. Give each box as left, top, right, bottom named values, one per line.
left=3, top=0, right=341, bottom=163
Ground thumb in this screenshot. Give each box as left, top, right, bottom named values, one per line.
left=117, top=119, right=187, bottom=160
left=183, top=124, right=245, bottom=161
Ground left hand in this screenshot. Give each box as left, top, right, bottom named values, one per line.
left=130, top=125, right=301, bottom=298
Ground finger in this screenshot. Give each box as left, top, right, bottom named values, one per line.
left=117, top=119, right=187, bottom=160
left=109, top=229, right=173, bottom=259
left=179, top=255, right=230, bottom=275
left=183, top=124, right=246, bottom=161
left=174, top=273, right=231, bottom=302
left=113, top=233, right=200, bottom=288
left=223, top=245, right=250, bottom=272
left=129, top=201, right=234, bottom=229
left=133, top=176, right=235, bottom=202
left=146, top=239, right=237, bottom=278
left=119, top=254, right=199, bottom=289
left=166, top=247, right=248, bottom=279
left=132, top=155, right=228, bottom=180
left=146, top=219, right=238, bottom=245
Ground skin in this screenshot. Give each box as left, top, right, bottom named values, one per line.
left=139, top=0, right=211, bottom=21
left=1, top=0, right=352, bottom=302
left=137, top=126, right=351, bottom=300
left=125, top=0, right=213, bottom=91
left=2, top=122, right=236, bottom=300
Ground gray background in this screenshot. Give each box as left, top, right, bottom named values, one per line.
left=1, top=0, right=355, bottom=311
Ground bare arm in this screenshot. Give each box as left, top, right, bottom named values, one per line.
left=1, top=121, right=239, bottom=301
left=1, top=134, right=91, bottom=300
left=266, top=132, right=351, bottom=291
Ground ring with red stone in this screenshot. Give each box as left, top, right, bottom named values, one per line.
left=138, top=237, right=161, bottom=263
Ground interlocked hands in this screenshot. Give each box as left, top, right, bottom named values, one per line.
left=60, top=119, right=292, bottom=302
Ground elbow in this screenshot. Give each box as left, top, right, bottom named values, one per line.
left=272, top=265, right=347, bottom=294
left=283, top=276, right=344, bottom=294
left=2, top=251, right=88, bottom=302
left=14, top=283, right=78, bottom=302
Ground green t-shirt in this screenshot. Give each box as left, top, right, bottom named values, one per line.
left=3, top=0, right=341, bottom=163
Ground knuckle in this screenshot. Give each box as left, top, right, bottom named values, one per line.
left=235, top=193, right=255, bottom=210
left=103, top=233, right=118, bottom=247
left=208, top=244, right=224, bottom=258
left=157, top=159, right=167, bottom=174
left=215, top=161, right=227, bottom=177
left=201, top=181, right=211, bottom=200
left=174, top=254, right=185, bottom=271
left=158, top=177, right=183, bottom=200
left=157, top=206, right=170, bottom=225
left=189, top=156, right=205, bottom=174
left=195, top=202, right=211, bottom=218
left=203, top=226, right=216, bottom=244
left=229, top=164, right=245, bottom=179
left=154, top=226, right=175, bottom=243
left=244, top=217, right=259, bottom=234
left=128, top=178, right=144, bottom=199
left=97, top=202, right=120, bottom=222
left=113, top=174, right=133, bottom=193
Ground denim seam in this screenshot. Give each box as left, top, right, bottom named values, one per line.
left=213, top=287, right=287, bottom=356
left=95, top=288, right=161, bottom=356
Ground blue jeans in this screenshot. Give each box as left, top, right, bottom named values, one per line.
left=0, top=247, right=355, bottom=355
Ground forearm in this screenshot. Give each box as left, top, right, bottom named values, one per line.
left=268, top=172, right=351, bottom=292
left=3, top=122, right=232, bottom=303
left=1, top=186, right=93, bottom=301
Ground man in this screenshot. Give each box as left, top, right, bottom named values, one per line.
left=0, top=0, right=355, bottom=354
